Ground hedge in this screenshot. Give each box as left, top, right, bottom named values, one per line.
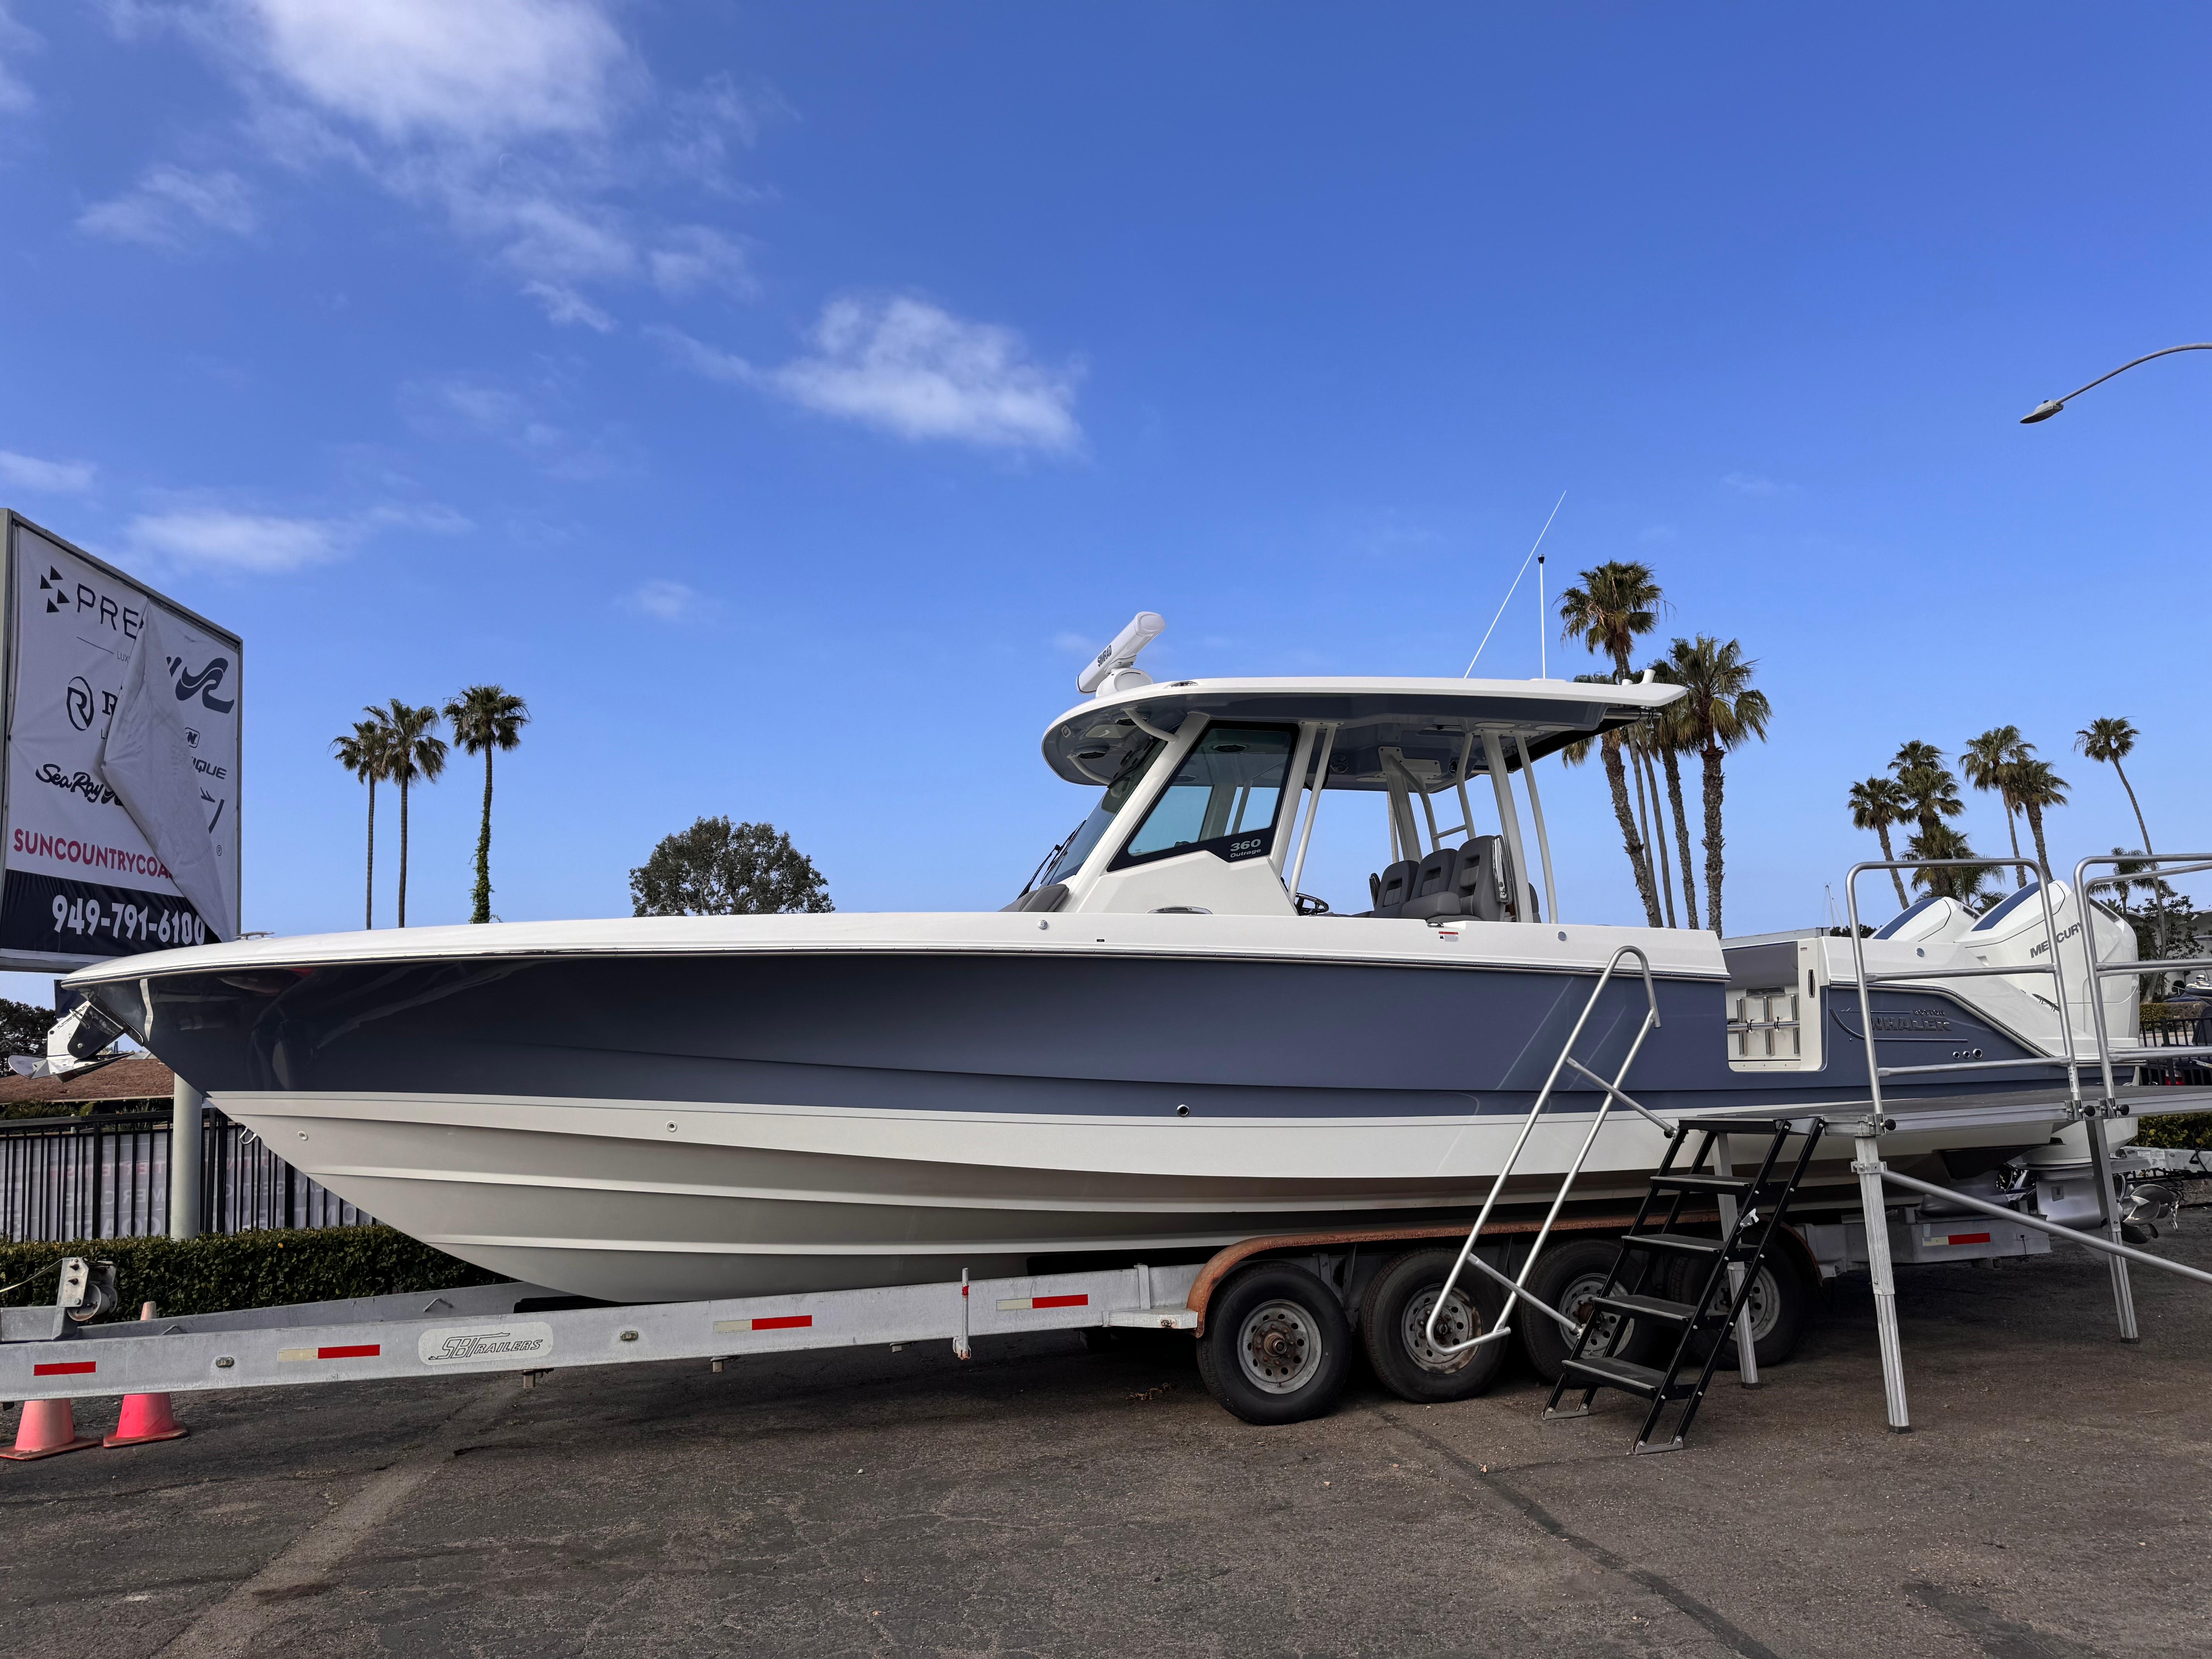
left=2134, top=1113, right=2212, bottom=1151
left=0, top=1226, right=509, bottom=1319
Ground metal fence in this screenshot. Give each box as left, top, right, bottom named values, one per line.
left=2141, top=1012, right=2212, bottom=1089
left=0, top=1106, right=373, bottom=1243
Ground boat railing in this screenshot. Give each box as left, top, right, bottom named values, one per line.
left=1841, top=856, right=2088, bottom=1115
left=1424, top=944, right=1672, bottom=1356
left=2071, top=853, right=2212, bottom=1084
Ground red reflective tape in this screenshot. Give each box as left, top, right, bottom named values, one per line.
left=1030, top=1294, right=1088, bottom=1309
left=752, top=1315, right=811, bottom=1331
left=319, top=1344, right=380, bottom=1360
left=1946, top=1233, right=1992, bottom=1247
left=33, top=1360, right=96, bottom=1377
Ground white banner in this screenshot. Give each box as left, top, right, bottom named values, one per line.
left=1, top=517, right=241, bottom=965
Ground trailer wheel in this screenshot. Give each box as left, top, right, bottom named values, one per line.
left=1360, top=1249, right=1506, bottom=1403
left=1519, top=1239, right=1658, bottom=1383
left=1197, top=1263, right=1352, bottom=1425
left=1675, top=1255, right=1808, bottom=1369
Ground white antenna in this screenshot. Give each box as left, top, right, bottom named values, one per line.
left=1463, top=491, right=1566, bottom=678
left=1538, top=554, right=1546, bottom=679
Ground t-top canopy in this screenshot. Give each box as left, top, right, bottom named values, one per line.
left=1040, top=675, right=1685, bottom=789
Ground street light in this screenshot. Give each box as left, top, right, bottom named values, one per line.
left=2020, top=342, right=2212, bottom=422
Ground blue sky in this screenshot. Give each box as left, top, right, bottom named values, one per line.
left=0, top=2, right=2204, bottom=982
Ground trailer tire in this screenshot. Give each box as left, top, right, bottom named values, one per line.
left=1197, top=1263, right=1352, bottom=1425
left=1673, top=1254, right=1808, bottom=1369
left=1519, top=1239, right=1659, bottom=1383
left=1360, top=1250, right=1507, bottom=1403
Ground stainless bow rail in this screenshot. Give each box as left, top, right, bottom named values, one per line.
left=1844, top=853, right=2212, bottom=1432
left=1425, top=945, right=1671, bottom=1356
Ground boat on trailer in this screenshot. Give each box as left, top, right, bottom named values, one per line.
left=65, top=618, right=2159, bottom=1307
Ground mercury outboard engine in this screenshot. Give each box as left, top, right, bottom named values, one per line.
left=1957, top=880, right=2136, bottom=1047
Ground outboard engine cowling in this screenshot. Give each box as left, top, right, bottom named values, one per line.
left=1961, top=881, right=2137, bottom=1048
left=1871, top=894, right=1977, bottom=950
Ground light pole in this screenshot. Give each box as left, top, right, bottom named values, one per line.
left=2020, top=342, right=2212, bottom=422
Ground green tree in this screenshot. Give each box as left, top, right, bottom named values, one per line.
left=2010, top=757, right=2067, bottom=881
left=1960, top=725, right=2028, bottom=888
left=371, top=700, right=448, bottom=928
left=1646, top=661, right=1702, bottom=929
left=330, top=718, right=393, bottom=929
left=630, top=818, right=834, bottom=917
left=0, top=998, right=56, bottom=1060
left=2078, top=716, right=2162, bottom=953
left=1558, top=561, right=1666, bottom=926
left=1906, top=821, right=2002, bottom=908
left=1626, top=717, right=1675, bottom=926
left=1890, top=742, right=1964, bottom=838
left=443, top=685, right=531, bottom=925
left=1847, top=775, right=1913, bottom=910
left=1666, top=634, right=1770, bottom=934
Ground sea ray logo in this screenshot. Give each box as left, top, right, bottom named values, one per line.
left=170, top=655, right=235, bottom=715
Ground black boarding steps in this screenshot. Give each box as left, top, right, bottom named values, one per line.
left=1544, top=1112, right=1825, bottom=1455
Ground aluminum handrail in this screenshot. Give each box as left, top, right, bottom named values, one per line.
left=2071, top=853, right=2212, bottom=1106
left=1878, top=1166, right=2212, bottom=1291
left=2085, top=954, right=2212, bottom=977
left=1843, top=857, right=2084, bottom=1128
left=1875, top=1055, right=2073, bottom=1078
left=1424, top=945, right=1666, bottom=1356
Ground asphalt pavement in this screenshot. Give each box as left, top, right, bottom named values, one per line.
left=6, top=1217, right=2211, bottom=1658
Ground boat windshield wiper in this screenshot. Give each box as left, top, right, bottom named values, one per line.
left=1017, top=824, right=1084, bottom=899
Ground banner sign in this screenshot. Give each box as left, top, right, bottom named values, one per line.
left=0, top=513, right=242, bottom=970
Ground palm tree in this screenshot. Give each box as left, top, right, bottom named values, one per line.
left=1646, top=657, right=1701, bottom=928
left=1559, top=562, right=1666, bottom=926
left=330, top=719, right=392, bottom=929
left=2010, top=757, right=2066, bottom=881
left=1626, top=720, right=1675, bottom=926
left=1890, top=742, right=1964, bottom=838
left=1666, top=634, right=1771, bottom=934
left=1906, top=820, right=2001, bottom=909
left=1847, top=775, right=1913, bottom=910
left=2078, top=717, right=2162, bottom=953
left=1960, top=726, right=2028, bottom=888
left=444, top=685, right=531, bottom=926
left=374, top=699, right=448, bottom=927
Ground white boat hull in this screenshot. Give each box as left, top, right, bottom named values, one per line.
left=221, top=1087, right=2074, bottom=1302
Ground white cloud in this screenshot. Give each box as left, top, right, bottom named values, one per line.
left=659, top=298, right=1084, bottom=454
left=1721, top=471, right=1788, bottom=496
left=649, top=225, right=754, bottom=299
left=776, top=298, right=1083, bottom=452
left=124, top=500, right=465, bottom=572
left=0, top=4, right=40, bottom=116
left=647, top=324, right=753, bottom=383
left=232, top=0, right=633, bottom=146
left=126, top=508, right=343, bottom=572
left=522, top=280, right=615, bottom=331
left=398, top=373, right=631, bottom=479
left=78, top=166, right=256, bottom=248
left=626, top=578, right=709, bottom=622
left=137, top=1, right=770, bottom=326
left=661, top=73, right=786, bottom=190
left=1051, top=630, right=1095, bottom=655
left=0, top=451, right=95, bottom=493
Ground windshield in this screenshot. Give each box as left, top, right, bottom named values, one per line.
left=1119, top=724, right=1297, bottom=865
left=1039, top=738, right=1164, bottom=886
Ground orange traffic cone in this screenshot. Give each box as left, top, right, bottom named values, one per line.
left=105, top=1302, right=187, bottom=1449
left=1, top=1398, right=101, bottom=1461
